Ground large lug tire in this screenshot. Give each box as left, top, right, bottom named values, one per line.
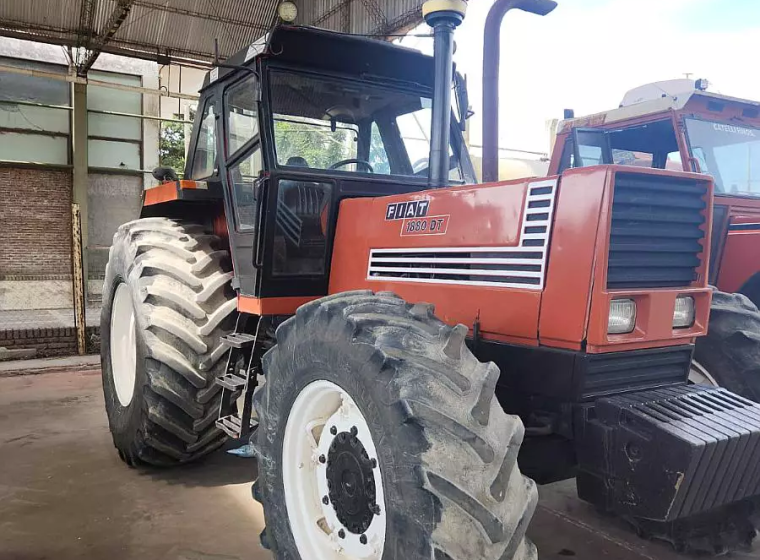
left=100, top=217, right=236, bottom=466
left=693, top=290, right=760, bottom=401
left=253, top=291, right=538, bottom=560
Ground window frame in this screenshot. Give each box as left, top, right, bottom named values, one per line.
left=189, top=97, right=219, bottom=180
left=262, top=64, right=473, bottom=184
left=223, top=74, right=264, bottom=233
left=224, top=74, right=261, bottom=161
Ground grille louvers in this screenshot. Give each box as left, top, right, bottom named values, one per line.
left=607, top=173, right=708, bottom=289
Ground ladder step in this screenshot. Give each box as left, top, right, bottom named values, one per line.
left=221, top=332, right=257, bottom=349
left=216, top=414, right=257, bottom=439
left=215, top=373, right=248, bottom=391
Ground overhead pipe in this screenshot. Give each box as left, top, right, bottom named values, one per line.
left=423, top=0, right=466, bottom=187
left=482, top=0, right=557, bottom=183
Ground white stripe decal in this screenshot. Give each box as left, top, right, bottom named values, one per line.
left=367, top=178, right=558, bottom=290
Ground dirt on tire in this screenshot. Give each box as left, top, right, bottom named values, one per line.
left=253, top=290, right=538, bottom=560
left=101, top=217, right=236, bottom=466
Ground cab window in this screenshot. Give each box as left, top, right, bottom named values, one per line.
left=225, top=75, right=263, bottom=231
left=561, top=120, right=679, bottom=172
left=191, top=100, right=217, bottom=179
left=225, top=75, right=259, bottom=157
left=269, top=69, right=466, bottom=181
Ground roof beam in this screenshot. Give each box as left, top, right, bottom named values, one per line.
left=130, top=1, right=269, bottom=32
left=314, top=1, right=352, bottom=25
left=77, top=0, right=136, bottom=76
left=359, top=0, right=389, bottom=32
left=76, top=0, right=98, bottom=48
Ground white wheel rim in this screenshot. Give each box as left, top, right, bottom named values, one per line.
left=282, top=380, right=386, bottom=560
left=689, top=360, right=719, bottom=387
left=110, top=282, right=138, bottom=407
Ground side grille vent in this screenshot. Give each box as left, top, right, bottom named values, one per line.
left=607, top=173, right=708, bottom=289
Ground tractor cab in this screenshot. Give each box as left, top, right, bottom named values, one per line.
left=551, top=81, right=760, bottom=198
left=550, top=80, right=760, bottom=293
left=150, top=25, right=475, bottom=304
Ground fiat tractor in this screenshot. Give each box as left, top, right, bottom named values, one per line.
left=100, top=1, right=760, bottom=558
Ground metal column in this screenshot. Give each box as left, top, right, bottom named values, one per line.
left=71, top=81, right=89, bottom=334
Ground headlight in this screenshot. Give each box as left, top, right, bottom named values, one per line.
left=608, top=299, right=636, bottom=334
left=673, top=296, right=695, bottom=328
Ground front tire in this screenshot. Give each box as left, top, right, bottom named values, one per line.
left=101, top=218, right=236, bottom=466
left=254, top=291, right=538, bottom=560
left=693, top=290, right=760, bottom=401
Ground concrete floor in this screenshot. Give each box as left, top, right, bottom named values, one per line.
left=1, top=369, right=759, bottom=560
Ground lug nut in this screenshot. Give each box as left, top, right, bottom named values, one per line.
left=372, top=504, right=381, bottom=515
left=371, top=458, right=377, bottom=468
left=330, top=426, right=337, bottom=435
left=350, top=426, right=358, bottom=436
left=360, top=534, right=368, bottom=544
left=319, top=454, right=326, bottom=464
left=338, top=529, right=346, bottom=539
left=322, top=495, right=329, bottom=505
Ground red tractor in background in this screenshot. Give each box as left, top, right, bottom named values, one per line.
left=552, top=79, right=760, bottom=400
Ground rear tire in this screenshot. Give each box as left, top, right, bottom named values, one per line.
left=101, top=217, right=236, bottom=466
left=253, top=291, right=538, bottom=560
left=693, top=290, right=760, bottom=401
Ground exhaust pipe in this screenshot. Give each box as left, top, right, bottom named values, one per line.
left=423, top=0, right=466, bottom=187
left=482, top=0, right=557, bottom=183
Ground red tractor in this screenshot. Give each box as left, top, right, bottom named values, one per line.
left=100, top=2, right=760, bottom=558
left=551, top=79, right=760, bottom=400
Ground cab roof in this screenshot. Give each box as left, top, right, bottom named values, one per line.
left=202, top=25, right=437, bottom=92
left=558, top=90, right=760, bottom=134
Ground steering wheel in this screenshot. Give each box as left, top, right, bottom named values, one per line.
left=329, top=159, right=374, bottom=173
left=412, top=157, right=429, bottom=174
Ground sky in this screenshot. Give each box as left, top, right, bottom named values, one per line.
left=401, top=0, right=760, bottom=154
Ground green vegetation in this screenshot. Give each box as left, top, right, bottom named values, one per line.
left=273, top=118, right=356, bottom=168
left=159, top=119, right=186, bottom=173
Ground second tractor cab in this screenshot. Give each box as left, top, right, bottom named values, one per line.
left=552, top=79, right=760, bottom=401
left=101, top=2, right=760, bottom=559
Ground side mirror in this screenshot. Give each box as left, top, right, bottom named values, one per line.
left=454, top=72, right=473, bottom=132
left=152, top=166, right=179, bottom=182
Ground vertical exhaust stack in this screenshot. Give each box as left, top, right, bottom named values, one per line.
left=482, top=0, right=557, bottom=183
left=423, top=0, right=466, bottom=187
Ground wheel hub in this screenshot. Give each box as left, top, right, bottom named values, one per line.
left=326, top=430, right=377, bottom=534
left=282, top=380, right=386, bottom=560
left=110, top=282, right=137, bottom=407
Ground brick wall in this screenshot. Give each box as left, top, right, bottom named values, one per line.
left=0, top=166, right=73, bottom=278
left=0, top=326, right=100, bottom=358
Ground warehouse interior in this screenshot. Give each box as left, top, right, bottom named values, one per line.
left=0, top=0, right=428, bottom=358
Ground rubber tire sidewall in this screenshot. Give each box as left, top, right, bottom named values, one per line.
left=101, top=243, right=151, bottom=456
left=259, top=351, right=431, bottom=560
left=694, top=291, right=760, bottom=401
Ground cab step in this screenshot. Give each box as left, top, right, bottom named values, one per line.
left=215, top=318, right=266, bottom=440
left=216, top=413, right=257, bottom=439
left=221, top=332, right=257, bottom=348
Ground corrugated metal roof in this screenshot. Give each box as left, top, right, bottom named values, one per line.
left=0, top=0, right=425, bottom=67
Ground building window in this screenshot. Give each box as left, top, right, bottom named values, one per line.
left=0, top=57, right=70, bottom=165
left=87, top=70, right=143, bottom=170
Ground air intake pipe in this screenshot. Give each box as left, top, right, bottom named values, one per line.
left=482, top=0, right=557, bottom=183
left=423, top=0, right=466, bottom=187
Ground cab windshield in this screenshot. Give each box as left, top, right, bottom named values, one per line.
left=685, top=118, right=760, bottom=196
left=268, top=69, right=465, bottom=182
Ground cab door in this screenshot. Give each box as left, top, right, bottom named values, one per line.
left=220, top=74, right=264, bottom=296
